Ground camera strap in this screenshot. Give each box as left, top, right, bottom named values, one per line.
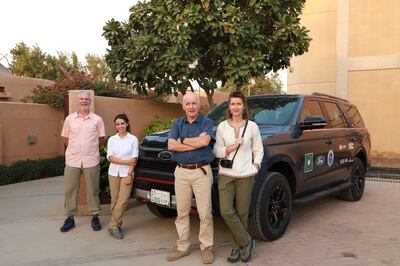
left=231, top=119, right=248, bottom=164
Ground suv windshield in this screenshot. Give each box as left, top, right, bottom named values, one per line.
left=207, top=96, right=300, bottom=126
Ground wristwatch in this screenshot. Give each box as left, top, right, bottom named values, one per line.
left=180, top=137, right=185, bottom=144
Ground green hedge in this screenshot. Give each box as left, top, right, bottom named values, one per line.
left=0, top=156, right=65, bottom=186
left=143, top=116, right=175, bottom=136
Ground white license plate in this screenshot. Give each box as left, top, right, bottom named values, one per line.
left=150, top=189, right=170, bottom=207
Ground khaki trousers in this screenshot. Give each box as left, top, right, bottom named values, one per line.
left=108, top=174, right=133, bottom=229
left=218, top=175, right=254, bottom=250
left=64, top=165, right=100, bottom=216
left=174, top=165, right=213, bottom=251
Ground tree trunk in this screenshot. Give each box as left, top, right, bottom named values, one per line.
left=205, top=89, right=214, bottom=107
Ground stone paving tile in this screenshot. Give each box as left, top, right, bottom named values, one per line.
left=250, top=180, right=400, bottom=266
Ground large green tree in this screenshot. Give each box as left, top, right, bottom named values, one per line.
left=84, top=54, right=113, bottom=81
left=103, top=0, right=311, bottom=105
left=220, top=73, right=284, bottom=95
left=9, top=42, right=82, bottom=80
left=8, top=43, right=113, bottom=82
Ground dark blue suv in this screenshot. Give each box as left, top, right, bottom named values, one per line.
left=133, top=93, right=371, bottom=241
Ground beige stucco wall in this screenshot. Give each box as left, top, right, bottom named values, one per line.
left=95, top=96, right=184, bottom=140
left=288, top=0, right=337, bottom=95
left=347, top=0, right=400, bottom=167
left=348, top=69, right=400, bottom=167
left=349, top=0, right=400, bottom=57
left=0, top=102, right=64, bottom=165
left=288, top=0, right=400, bottom=168
left=0, top=76, right=54, bottom=102
left=0, top=92, right=184, bottom=166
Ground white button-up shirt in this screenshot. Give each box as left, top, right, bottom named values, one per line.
left=106, top=133, right=139, bottom=177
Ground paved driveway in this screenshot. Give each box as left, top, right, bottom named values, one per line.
left=252, top=178, right=400, bottom=266
left=0, top=177, right=399, bottom=266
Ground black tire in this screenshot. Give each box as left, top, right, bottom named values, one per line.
left=146, top=202, right=177, bottom=218
left=248, top=172, right=292, bottom=241
left=339, top=158, right=365, bottom=201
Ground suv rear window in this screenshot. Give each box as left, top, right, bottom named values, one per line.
left=342, top=105, right=365, bottom=128
left=322, top=101, right=349, bottom=128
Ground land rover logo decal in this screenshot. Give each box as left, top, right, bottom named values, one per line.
left=158, top=151, right=172, bottom=161
left=315, top=156, right=326, bottom=166
left=327, top=150, right=334, bottom=167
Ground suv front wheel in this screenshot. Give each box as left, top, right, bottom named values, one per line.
left=248, top=172, right=292, bottom=241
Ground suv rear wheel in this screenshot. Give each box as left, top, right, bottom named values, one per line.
left=248, top=172, right=292, bottom=241
left=338, top=157, right=365, bottom=201
left=146, top=202, right=177, bottom=218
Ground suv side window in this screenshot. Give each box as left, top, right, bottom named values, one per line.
left=322, top=102, right=348, bottom=128
left=342, top=105, right=365, bottom=128
left=300, top=100, right=324, bottom=122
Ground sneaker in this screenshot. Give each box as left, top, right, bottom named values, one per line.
left=166, top=249, right=190, bottom=261
left=201, top=248, right=214, bottom=264
left=240, top=239, right=256, bottom=263
left=60, top=216, right=75, bottom=232
left=108, top=227, right=123, bottom=239
left=91, top=215, right=101, bottom=231
left=227, top=249, right=240, bottom=263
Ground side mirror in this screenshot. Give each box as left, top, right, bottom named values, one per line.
left=299, top=116, right=327, bottom=131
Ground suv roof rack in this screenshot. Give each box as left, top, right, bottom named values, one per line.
left=311, top=92, right=349, bottom=103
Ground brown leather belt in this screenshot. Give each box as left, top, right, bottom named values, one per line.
left=177, top=163, right=208, bottom=169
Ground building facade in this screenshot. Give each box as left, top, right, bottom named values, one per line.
left=288, top=0, right=400, bottom=168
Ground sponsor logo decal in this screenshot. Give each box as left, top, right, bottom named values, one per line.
left=158, top=151, right=172, bottom=161
left=339, top=144, right=347, bottom=151
left=348, top=142, right=354, bottom=150
left=315, top=156, right=326, bottom=166
left=327, top=150, right=334, bottom=167
left=304, top=153, right=313, bottom=173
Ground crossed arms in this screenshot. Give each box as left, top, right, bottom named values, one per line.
left=168, top=132, right=211, bottom=152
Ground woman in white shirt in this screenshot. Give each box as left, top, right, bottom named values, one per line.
left=106, top=113, right=139, bottom=240
left=213, top=91, right=264, bottom=263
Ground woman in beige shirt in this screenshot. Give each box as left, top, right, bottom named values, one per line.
left=213, top=91, right=264, bottom=263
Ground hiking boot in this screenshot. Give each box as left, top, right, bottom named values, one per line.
left=201, top=247, right=214, bottom=264
left=91, top=215, right=101, bottom=231
left=227, top=249, right=240, bottom=263
left=166, top=249, right=190, bottom=261
left=108, top=227, right=123, bottom=239
left=60, top=216, right=75, bottom=232
left=240, top=239, right=256, bottom=262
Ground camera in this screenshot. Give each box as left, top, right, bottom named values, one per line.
left=220, top=158, right=233, bottom=168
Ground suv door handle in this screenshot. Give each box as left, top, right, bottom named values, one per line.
left=325, top=140, right=332, bottom=145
